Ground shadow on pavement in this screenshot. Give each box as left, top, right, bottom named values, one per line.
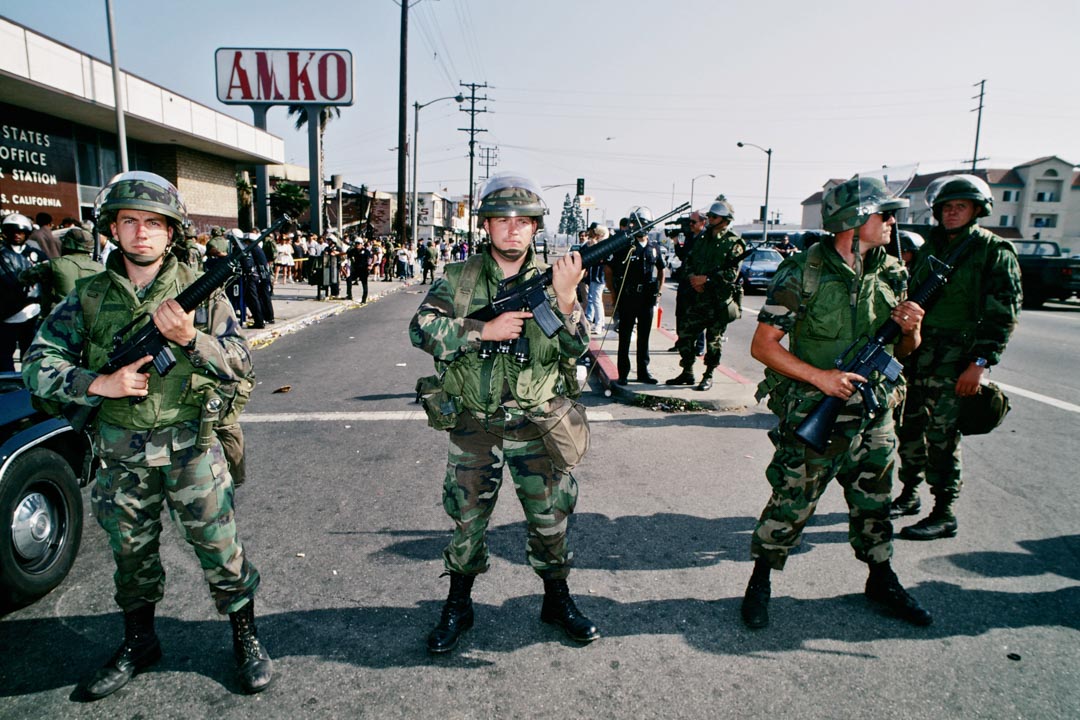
left=2, top=579, right=1077, bottom=697
left=362, top=511, right=853, bottom=571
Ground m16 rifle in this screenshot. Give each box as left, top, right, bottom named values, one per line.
left=466, top=203, right=691, bottom=337
left=794, top=234, right=978, bottom=453
left=63, top=215, right=291, bottom=431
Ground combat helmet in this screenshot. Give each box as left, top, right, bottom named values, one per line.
left=2, top=213, right=34, bottom=235
left=61, top=227, right=96, bottom=254
left=707, top=199, right=735, bottom=219
left=476, top=173, right=548, bottom=229
left=957, top=381, right=1010, bottom=435
left=94, top=171, right=187, bottom=232
left=627, top=206, right=654, bottom=232
left=925, top=174, right=993, bottom=222
left=821, top=176, right=909, bottom=233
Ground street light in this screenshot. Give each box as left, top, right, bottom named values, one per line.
left=690, top=173, right=715, bottom=209
left=737, top=141, right=772, bottom=245
left=412, top=94, right=464, bottom=248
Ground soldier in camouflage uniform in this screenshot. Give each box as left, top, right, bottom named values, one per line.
left=18, top=227, right=103, bottom=315
left=21, top=171, right=273, bottom=698
left=666, top=199, right=746, bottom=391
left=410, top=173, right=599, bottom=653
left=742, top=175, right=933, bottom=630
left=894, top=175, right=1022, bottom=540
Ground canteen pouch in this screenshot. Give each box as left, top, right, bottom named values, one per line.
left=416, top=374, right=459, bottom=431
left=527, top=396, right=591, bottom=471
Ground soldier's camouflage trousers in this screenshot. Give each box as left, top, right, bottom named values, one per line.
left=676, top=307, right=729, bottom=370
left=897, top=340, right=966, bottom=503
left=216, top=422, right=246, bottom=487
left=442, top=409, right=579, bottom=579
left=91, top=437, right=259, bottom=614
left=751, top=394, right=896, bottom=570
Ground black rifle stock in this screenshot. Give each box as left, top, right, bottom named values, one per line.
left=63, top=215, right=291, bottom=431
left=466, top=203, right=691, bottom=337
left=794, top=237, right=976, bottom=453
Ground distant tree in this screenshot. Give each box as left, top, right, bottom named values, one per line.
left=236, top=172, right=254, bottom=231
left=558, top=194, right=573, bottom=235
left=269, top=182, right=308, bottom=221
left=570, top=195, right=585, bottom=236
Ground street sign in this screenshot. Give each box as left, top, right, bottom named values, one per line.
left=579, top=195, right=596, bottom=208
left=215, top=48, right=354, bottom=105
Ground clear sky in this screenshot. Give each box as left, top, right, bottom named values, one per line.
left=5, top=0, right=1079, bottom=228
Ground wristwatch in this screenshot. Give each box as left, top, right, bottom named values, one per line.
left=973, top=357, right=989, bottom=368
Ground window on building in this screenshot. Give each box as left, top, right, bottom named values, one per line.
left=1031, top=215, right=1058, bottom=229
left=999, top=215, right=1010, bottom=226
left=1002, top=190, right=1013, bottom=202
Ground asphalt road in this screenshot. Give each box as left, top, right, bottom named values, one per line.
left=1, top=286, right=1077, bottom=719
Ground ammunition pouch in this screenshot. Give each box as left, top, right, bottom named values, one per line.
left=755, top=367, right=792, bottom=416
left=416, top=374, right=460, bottom=431
left=525, top=395, right=591, bottom=472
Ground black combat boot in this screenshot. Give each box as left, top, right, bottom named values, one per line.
left=540, top=578, right=600, bottom=643
left=427, top=572, right=475, bottom=654
left=898, top=501, right=958, bottom=541
left=83, top=603, right=162, bottom=700
left=889, top=485, right=921, bottom=518
left=229, top=600, right=274, bottom=694
left=865, top=561, right=933, bottom=626
left=740, top=558, right=771, bottom=629
left=695, top=367, right=716, bottom=391
left=666, top=369, right=696, bottom=386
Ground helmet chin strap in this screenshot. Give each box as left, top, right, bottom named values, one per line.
left=121, top=242, right=171, bottom=267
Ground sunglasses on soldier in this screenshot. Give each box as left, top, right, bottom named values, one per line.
left=877, top=209, right=897, bottom=221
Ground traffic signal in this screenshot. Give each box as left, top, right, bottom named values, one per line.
left=576, top=178, right=585, bottom=196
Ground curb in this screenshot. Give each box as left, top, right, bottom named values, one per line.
left=244, top=281, right=420, bottom=348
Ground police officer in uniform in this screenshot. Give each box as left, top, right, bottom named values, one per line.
left=606, top=207, right=664, bottom=384
left=666, top=199, right=745, bottom=391
left=894, top=175, right=1022, bottom=539
left=410, top=173, right=599, bottom=653
left=0, top=212, right=47, bottom=371
left=742, top=175, right=932, bottom=630
left=22, top=171, right=273, bottom=697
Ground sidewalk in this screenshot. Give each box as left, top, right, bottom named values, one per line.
left=586, top=315, right=757, bottom=411
left=239, top=276, right=418, bottom=347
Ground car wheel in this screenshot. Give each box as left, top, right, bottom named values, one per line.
left=0, top=447, right=83, bottom=605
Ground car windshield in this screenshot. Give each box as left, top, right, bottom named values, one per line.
left=750, top=249, right=783, bottom=263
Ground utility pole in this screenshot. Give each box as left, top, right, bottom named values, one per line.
left=395, top=0, right=409, bottom=244
left=459, top=81, right=488, bottom=245
left=969, top=79, right=989, bottom=171
left=478, top=145, right=499, bottom=180
left=105, top=0, right=129, bottom=172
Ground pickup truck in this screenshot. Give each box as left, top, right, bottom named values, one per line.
left=0, top=372, right=91, bottom=608
left=1013, top=240, right=1080, bottom=308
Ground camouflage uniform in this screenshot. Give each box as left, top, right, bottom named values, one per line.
left=674, top=224, right=746, bottom=371
left=19, top=229, right=103, bottom=315
left=410, top=249, right=589, bottom=579
left=752, top=242, right=908, bottom=569
left=21, top=251, right=259, bottom=614
left=896, top=224, right=1021, bottom=506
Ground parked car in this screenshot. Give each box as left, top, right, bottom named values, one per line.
left=1013, top=239, right=1080, bottom=308
left=0, top=372, right=91, bottom=607
left=739, top=247, right=785, bottom=293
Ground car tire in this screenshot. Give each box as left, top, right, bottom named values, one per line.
left=0, top=447, right=83, bottom=606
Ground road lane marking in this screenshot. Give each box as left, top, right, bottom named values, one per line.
left=992, top=382, right=1080, bottom=413
left=243, top=410, right=616, bottom=423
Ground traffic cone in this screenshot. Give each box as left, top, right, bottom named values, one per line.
left=656, top=306, right=663, bottom=328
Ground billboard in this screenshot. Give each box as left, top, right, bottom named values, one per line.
left=215, top=48, right=354, bottom=105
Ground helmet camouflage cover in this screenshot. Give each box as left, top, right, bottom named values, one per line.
left=821, top=176, right=909, bottom=233
left=94, top=171, right=187, bottom=228
left=61, top=227, right=96, bottom=253
left=477, top=173, right=548, bottom=229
